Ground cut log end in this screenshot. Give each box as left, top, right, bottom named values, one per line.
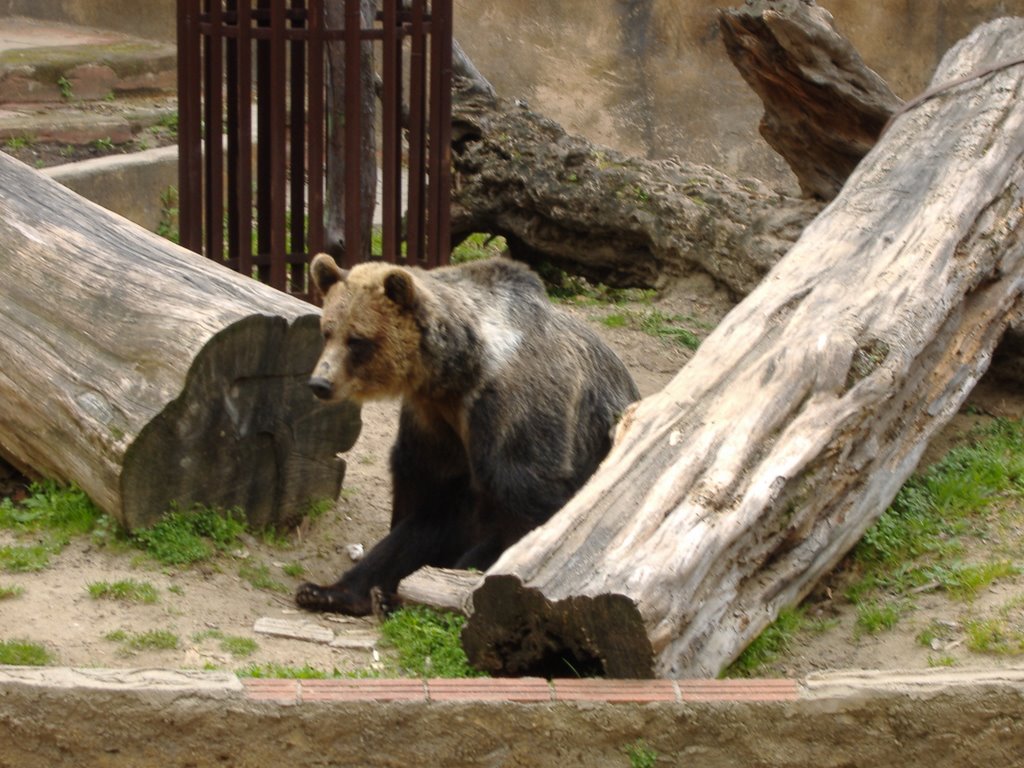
left=461, top=575, right=654, bottom=679
left=120, top=315, right=362, bottom=531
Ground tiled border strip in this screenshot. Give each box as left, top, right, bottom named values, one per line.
left=241, top=676, right=800, bottom=705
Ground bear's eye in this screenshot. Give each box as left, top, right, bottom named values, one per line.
left=346, top=335, right=375, bottom=365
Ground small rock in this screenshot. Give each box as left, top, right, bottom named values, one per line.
left=346, top=543, right=365, bottom=562
left=328, top=630, right=378, bottom=650
left=253, top=617, right=334, bottom=644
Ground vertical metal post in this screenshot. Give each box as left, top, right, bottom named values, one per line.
left=267, top=1, right=288, bottom=290
left=288, top=0, right=306, bottom=293
left=306, top=0, right=326, bottom=270
left=427, top=0, right=453, bottom=268
left=342, top=0, right=363, bottom=267
left=204, top=0, right=225, bottom=265
left=380, top=0, right=402, bottom=262
left=234, top=0, right=254, bottom=278
left=406, top=0, right=427, bottom=265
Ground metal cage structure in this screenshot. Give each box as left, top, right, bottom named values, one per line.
left=176, top=0, right=453, bottom=302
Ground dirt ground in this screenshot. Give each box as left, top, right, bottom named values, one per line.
left=2, top=272, right=1023, bottom=679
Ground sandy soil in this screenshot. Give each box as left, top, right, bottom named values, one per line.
left=2, top=276, right=1023, bottom=679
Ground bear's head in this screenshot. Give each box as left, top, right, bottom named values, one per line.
left=307, top=253, right=422, bottom=404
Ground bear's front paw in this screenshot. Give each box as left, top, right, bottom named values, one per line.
left=295, top=582, right=372, bottom=616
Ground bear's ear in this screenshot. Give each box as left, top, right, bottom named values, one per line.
left=383, top=269, right=417, bottom=310
left=310, top=253, right=348, bottom=297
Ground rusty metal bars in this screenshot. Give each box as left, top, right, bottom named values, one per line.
left=177, top=0, right=454, bottom=302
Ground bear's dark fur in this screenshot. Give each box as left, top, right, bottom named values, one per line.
left=296, top=254, right=639, bottom=615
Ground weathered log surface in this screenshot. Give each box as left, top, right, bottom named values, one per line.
left=719, top=0, right=903, bottom=200
left=450, top=79, right=822, bottom=298
left=398, top=566, right=482, bottom=616
left=0, top=152, right=360, bottom=530
left=453, top=18, right=1024, bottom=678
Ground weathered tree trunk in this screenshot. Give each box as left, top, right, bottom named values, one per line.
left=718, top=0, right=904, bottom=201
left=0, top=153, right=360, bottom=530
left=443, top=18, right=1024, bottom=678
left=450, top=79, right=822, bottom=298
left=444, top=0, right=899, bottom=292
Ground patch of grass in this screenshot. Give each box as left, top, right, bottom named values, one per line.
left=0, top=480, right=103, bottom=540
left=258, top=527, right=291, bottom=548
left=305, top=497, right=334, bottom=520
left=855, top=600, right=903, bottom=636
left=238, top=560, right=288, bottom=593
left=237, top=662, right=339, bottom=679
left=848, top=418, right=1024, bottom=611
left=378, top=606, right=485, bottom=678
left=87, top=579, right=159, bottom=604
left=0, top=544, right=54, bottom=573
left=726, top=608, right=803, bottom=677
left=0, top=639, right=52, bottom=666
left=921, top=560, right=1020, bottom=601
left=451, top=233, right=507, bottom=264
left=92, top=137, right=115, bottom=152
left=105, top=628, right=180, bottom=652
left=4, top=135, right=33, bottom=151
left=916, top=619, right=948, bottom=649
left=157, top=185, right=180, bottom=244
left=132, top=504, right=246, bottom=565
left=540, top=264, right=656, bottom=306
left=601, top=311, right=630, bottom=329
left=927, top=654, right=957, bottom=667
left=282, top=562, right=305, bottom=578
left=57, top=75, right=72, bottom=100
left=600, top=308, right=703, bottom=349
left=963, top=617, right=1024, bottom=655
left=636, top=309, right=703, bottom=349
left=624, top=739, right=659, bottom=768
left=193, top=629, right=258, bottom=657
left=0, top=584, right=23, bottom=600
left=156, top=111, right=179, bottom=136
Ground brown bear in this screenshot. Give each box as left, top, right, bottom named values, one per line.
left=296, top=253, right=639, bottom=615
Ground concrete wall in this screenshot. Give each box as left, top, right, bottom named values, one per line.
left=0, top=0, right=176, bottom=42
left=453, top=0, right=1020, bottom=190
left=2, top=1, right=1017, bottom=189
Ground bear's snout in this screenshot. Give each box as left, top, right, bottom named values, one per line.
left=309, top=376, right=334, bottom=400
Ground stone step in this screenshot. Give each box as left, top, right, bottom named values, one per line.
left=0, top=16, right=176, bottom=104
left=0, top=95, right=177, bottom=149
left=0, top=16, right=177, bottom=150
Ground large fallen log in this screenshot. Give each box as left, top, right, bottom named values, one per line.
left=449, top=79, right=821, bottom=298
left=438, top=17, right=1024, bottom=678
left=0, top=152, right=360, bottom=530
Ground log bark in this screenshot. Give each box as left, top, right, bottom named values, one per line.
left=718, top=0, right=903, bottom=200
left=0, top=152, right=360, bottom=530
left=450, top=79, right=822, bottom=298
left=447, top=18, right=1024, bottom=678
